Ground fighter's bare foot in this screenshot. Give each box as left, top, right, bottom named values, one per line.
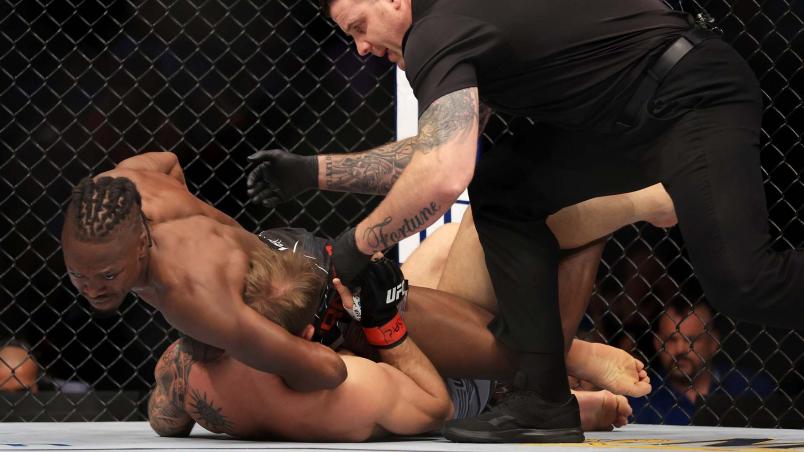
left=632, top=183, right=677, bottom=228
left=575, top=389, right=632, bottom=431
left=567, top=340, right=651, bottom=397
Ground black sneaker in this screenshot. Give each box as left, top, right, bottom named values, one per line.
left=442, top=389, right=584, bottom=443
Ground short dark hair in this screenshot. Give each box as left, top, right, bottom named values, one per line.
left=66, top=176, right=143, bottom=242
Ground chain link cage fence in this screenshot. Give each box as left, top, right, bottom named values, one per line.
left=1, top=0, right=801, bottom=426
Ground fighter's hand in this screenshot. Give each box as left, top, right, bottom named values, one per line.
left=330, top=227, right=372, bottom=286
left=246, top=149, right=318, bottom=207
left=333, top=256, right=408, bottom=349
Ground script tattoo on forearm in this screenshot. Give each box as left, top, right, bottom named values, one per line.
left=362, top=201, right=441, bottom=251
left=324, top=88, right=479, bottom=195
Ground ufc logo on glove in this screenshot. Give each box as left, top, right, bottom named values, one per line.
left=386, top=282, right=408, bottom=304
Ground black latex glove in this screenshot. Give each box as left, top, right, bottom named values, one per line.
left=330, top=227, right=371, bottom=286
left=246, top=149, right=318, bottom=207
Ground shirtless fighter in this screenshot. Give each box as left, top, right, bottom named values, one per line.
left=61, top=152, right=658, bottom=393
left=147, top=257, right=460, bottom=440
left=61, top=152, right=660, bottom=434
left=148, top=256, right=631, bottom=440
left=61, top=167, right=347, bottom=392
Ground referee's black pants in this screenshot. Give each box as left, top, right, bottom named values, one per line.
left=469, top=36, right=804, bottom=367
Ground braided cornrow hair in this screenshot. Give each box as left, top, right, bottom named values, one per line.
left=67, top=176, right=145, bottom=242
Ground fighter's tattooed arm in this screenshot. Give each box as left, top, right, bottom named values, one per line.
left=322, top=88, right=480, bottom=195
left=189, top=389, right=234, bottom=434
left=147, top=340, right=196, bottom=437
left=352, top=88, right=480, bottom=253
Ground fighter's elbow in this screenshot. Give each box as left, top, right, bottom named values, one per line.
left=428, top=392, right=454, bottom=425
left=316, top=351, right=348, bottom=389
left=404, top=402, right=452, bottom=436
left=286, top=349, right=347, bottom=392
left=148, top=405, right=193, bottom=437
left=149, top=420, right=193, bottom=438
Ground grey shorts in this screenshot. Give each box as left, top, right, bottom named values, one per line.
left=445, top=378, right=492, bottom=420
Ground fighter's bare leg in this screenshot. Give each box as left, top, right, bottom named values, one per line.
left=547, top=183, right=677, bottom=249
left=409, top=201, right=657, bottom=395
left=431, top=209, right=606, bottom=354
left=400, top=223, right=460, bottom=290
left=574, top=389, right=632, bottom=431
left=402, top=286, right=649, bottom=396
left=432, top=183, right=675, bottom=306
left=395, top=287, right=632, bottom=431
left=556, top=238, right=605, bottom=355
left=430, top=210, right=497, bottom=312
left=402, top=286, right=518, bottom=379
left=434, top=208, right=606, bottom=336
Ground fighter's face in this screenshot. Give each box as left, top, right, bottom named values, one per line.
left=330, top=0, right=412, bottom=69
left=62, top=227, right=147, bottom=314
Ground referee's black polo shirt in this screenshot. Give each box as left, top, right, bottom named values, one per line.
left=402, top=0, right=691, bottom=129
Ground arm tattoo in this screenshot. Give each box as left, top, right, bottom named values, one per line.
left=147, top=340, right=197, bottom=437
left=415, top=88, right=479, bottom=151
left=148, top=387, right=192, bottom=437
left=324, top=88, right=479, bottom=195
left=362, top=201, right=441, bottom=251
left=190, top=389, right=234, bottom=433
left=324, top=143, right=414, bottom=195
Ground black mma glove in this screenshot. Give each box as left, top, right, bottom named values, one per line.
left=330, top=227, right=371, bottom=286
left=344, top=257, right=409, bottom=349
left=246, top=149, right=318, bottom=207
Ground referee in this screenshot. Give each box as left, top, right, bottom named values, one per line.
left=247, top=0, right=802, bottom=443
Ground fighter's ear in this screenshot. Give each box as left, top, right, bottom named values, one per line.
left=300, top=324, right=315, bottom=341
left=137, top=227, right=149, bottom=259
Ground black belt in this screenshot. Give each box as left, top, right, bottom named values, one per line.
left=616, top=28, right=716, bottom=129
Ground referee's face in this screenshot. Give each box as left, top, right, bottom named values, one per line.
left=330, top=0, right=412, bottom=69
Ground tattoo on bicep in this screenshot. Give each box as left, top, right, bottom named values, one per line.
left=415, top=88, right=479, bottom=153
left=362, top=201, right=441, bottom=251
left=158, top=342, right=193, bottom=408
left=190, top=389, right=234, bottom=433
left=148, top=342, right=195, bottom=435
